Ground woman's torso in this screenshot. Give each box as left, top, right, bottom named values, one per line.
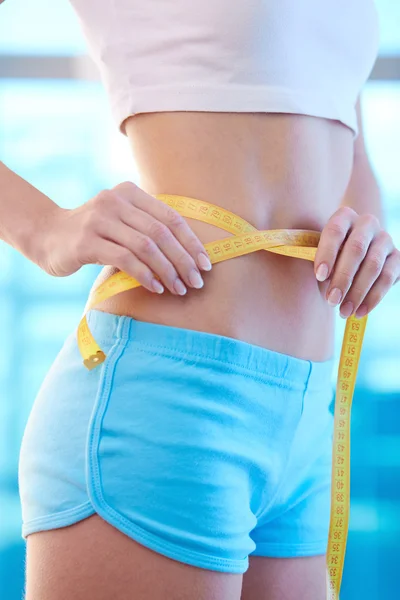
left=71, top=0, right=380, bottom=361
left=92, top=112, right=355, bottom=362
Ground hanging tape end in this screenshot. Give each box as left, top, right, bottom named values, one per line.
left=83, top=350, right=107, bottom=371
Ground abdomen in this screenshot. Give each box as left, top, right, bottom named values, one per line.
left=92, top=111, right=354, bottom=361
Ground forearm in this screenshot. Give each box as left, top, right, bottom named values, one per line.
left=0, top=161, right=64, bottom=268
left=340, top=152, right=386, bottom=228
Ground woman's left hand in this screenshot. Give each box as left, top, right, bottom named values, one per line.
left=314, top=206, right=400, bottom=319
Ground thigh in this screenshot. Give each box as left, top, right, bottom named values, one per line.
left=25, top=515, right=243, bottom=600
left=241, top=555, right=327, bottom=600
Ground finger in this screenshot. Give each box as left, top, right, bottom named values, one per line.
left=353, top=249, right=400, bottom=318
left=91, top=238, right=165, bottom=294
left=339, top=231, right=395, bottom=318
left=97, top=217, right=188, bottom=295
left=314, top=206, right=358, bottom=283
left=113, top=182, right=212, bottom=272
left=118, top=200, right=205, bottom=290
left=325, top=214, right=380, bottom=308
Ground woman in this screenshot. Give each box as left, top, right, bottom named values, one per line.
left=1, top=0, right=399, bottom=598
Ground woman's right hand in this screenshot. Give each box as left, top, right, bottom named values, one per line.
left=40, top=181, right=212, bottom=295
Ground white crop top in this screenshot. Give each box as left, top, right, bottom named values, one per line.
left=69, top=0, right=380, bottom=137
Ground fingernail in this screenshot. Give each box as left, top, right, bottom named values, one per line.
left=174, top=279, right=187, bottom=295
left=328, top=288, right=342, bottom=306
left=198, top=252, right=212, bottom=271
left=340, top=301, right=353, bottom=319
left=316, top=263, right=329, bottom=282
left=355, top=305, right=368, bottom=319
left=189, top=269, right=204, bottom=289
left=152, top=279, right=164, bottom=294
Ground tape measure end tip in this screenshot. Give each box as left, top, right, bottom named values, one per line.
left=83, top=351, right=106, bottom=371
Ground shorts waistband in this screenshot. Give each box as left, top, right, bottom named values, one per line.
left=85, top=309, right=335, bottom=392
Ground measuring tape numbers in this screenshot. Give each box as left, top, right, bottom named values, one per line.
left=76, top=193, right=367, bottom=599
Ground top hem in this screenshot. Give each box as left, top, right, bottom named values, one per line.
left=109, top=84, right=358, bottom=137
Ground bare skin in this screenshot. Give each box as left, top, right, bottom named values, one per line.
left=24, top=111, right=359, bottom=600
left=26, top=515, right=327, bottom=600
left=92, top=111, right=356, bottom=362
left=26, top=515, right=244, bottom=600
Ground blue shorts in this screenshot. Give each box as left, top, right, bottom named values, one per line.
left=19, top=309, right=335, bottom=574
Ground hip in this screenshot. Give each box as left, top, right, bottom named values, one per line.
left=20, top=308, right=335, bottom=553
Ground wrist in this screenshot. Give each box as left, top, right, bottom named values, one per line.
left=27, top=205, right=68, bottom=272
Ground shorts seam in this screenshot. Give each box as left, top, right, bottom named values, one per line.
left=85, top=326, right=248, bottom=573
left=251, top=539, right=328, bottom=556
left=89, top=495, right=248, bottom=572
left=129, top=343, right=305, bottom=390
left=22, top=501, right=95, bottom=538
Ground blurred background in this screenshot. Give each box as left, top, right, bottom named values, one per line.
left=0, top=1, right=399, bottom=598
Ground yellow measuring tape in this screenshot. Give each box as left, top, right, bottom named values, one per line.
left=77, top=193, right=367, bottom=599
